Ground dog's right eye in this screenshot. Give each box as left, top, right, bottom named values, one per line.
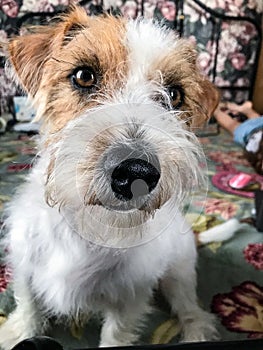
left=70, top=67, right=97, bottom=90
left=167, top=86, right=184, bottom=109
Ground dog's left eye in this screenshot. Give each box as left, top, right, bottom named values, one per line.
left=168, top=86, right=184, bottom=109
left=71, top=67, right=97, bottom=90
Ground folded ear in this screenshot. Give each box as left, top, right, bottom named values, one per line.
left=8, top=27, right=56, bottom=96
left=7, top=6, right=89, bottom=96
left=165, top=40, right=220, bottom=129
left=199, top=78, right=220, bottom=120
left=189, top=77, right=220, bottom=129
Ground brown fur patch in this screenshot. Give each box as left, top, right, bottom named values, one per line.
left=151, top=40, right=219, bottom=129
left=8, top=5, right=218, bottom=133
left=8, top=7, right=127, bottom=133
left=40, top=15, right=127, bottom=132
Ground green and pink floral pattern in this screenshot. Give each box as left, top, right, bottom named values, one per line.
left=244, top=244, right=263, bottom=271
left=212, top=282, right=263, bottom=338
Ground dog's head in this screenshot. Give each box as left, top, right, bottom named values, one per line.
left=8, top=6, right=219, bottom=245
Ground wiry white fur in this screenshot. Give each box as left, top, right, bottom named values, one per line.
left=125, top=19, right=178, bottom=74
left=122, top=20, right=180, bottom=100
left=0, top=105, right=219, bottom=348
left=0, top=18, right=219, bottom=349
left=1, top=164, right=217, bottom=348
left=43, top=103, right=205, bottom=247
left=198, top=218, right=240, bottom=244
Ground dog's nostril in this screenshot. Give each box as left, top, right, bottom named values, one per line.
left=111, top=158, right=160, bottom=201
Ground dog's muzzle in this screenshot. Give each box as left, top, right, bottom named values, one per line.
left=111, top=158, right=160, bottom=201
left=97, top=142, right=161, bottom=211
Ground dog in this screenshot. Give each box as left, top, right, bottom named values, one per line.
left=0, top=5, right=220, bottom=349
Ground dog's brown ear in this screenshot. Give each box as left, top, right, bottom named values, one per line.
left=165, top=40, right=220, bottom=128
left=189, top=77, right=220, bottom=129
left=199, top=78, right=220, bottom=119
left=8, top=27, right=56, bottom=96
left=8, top=6, right=89, bottom=96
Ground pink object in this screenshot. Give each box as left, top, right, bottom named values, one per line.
left=228, top=173, right=253, bottom=189
left=212, top=171, right=263, bottom=198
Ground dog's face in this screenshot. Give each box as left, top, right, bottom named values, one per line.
left=8, top=6, right=218, bottom=245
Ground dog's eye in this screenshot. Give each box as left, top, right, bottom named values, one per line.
left=71, top=67, right=96, bottom=89
left=168, top=86, right=184, bottom=109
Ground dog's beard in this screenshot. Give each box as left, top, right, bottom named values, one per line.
left=44, top=103, right=207, bottom=247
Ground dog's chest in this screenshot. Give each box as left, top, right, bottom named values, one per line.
left=27, top=221, right=170, bottom=316
left=8, top=163, right=177, bottom=317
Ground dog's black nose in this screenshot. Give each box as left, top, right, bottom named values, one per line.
left=111, top=158, right=160, bottom=201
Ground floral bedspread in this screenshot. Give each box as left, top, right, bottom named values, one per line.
left=0, top=128, right=263, bottom=348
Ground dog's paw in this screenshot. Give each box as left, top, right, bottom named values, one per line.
left=100, top=340, right=133, bottom=348
left=99, top=337, right=136, bottom=348
left=100, top=329, right=138, bottom=348
left=181, top=310, right=220, bottom=342
left=0, top=319, right=25, bottom=350
left=99, top=340, right=133, bottom=348
left=0, top=313, right=36, bottom=350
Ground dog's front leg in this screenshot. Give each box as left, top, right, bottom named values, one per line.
left=0, top=279, right=46, bottom=350
left=99, top=297, right=150, bottom=347
left=161, top=262, right=219, bottom=342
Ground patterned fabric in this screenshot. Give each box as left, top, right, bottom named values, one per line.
left=0, top=0, right=262, bottom=113
left=1, top=129, right=263, bottom=345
